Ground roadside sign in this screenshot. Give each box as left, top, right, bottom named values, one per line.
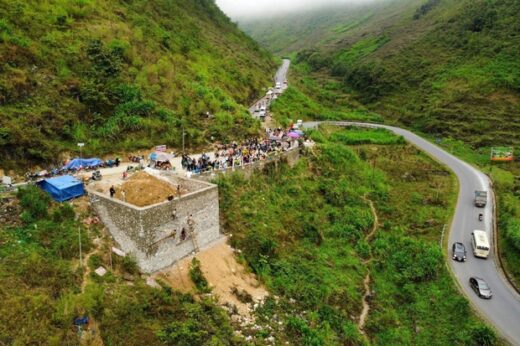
left=156, top=145, right=167, bottom=152
left=491, top=147, right=514, bottom=162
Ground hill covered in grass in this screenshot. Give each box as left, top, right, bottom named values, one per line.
left=0, top=0, right=274, bottom=167
left=243, top=0, right=520, bottom=147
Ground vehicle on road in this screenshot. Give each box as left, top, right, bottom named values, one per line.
left=478, top=213, right=483, bottom=221
left=302, top=121, right=520, bottom=342
left=452, top=242, right=467, bottom=262
left=474, top=190, right=488, bottom=207
left=469, top=277, right=493, bottom=299
left=471, top=230, right=490, bottom=258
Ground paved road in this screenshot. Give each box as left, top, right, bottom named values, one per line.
left=274, top=58, right=291, bottom=85
left=304, top=121, right=520, bottom=345
left=249, top=59, right=291, bottom=117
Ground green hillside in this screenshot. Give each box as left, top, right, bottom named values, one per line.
left=0, top=0, right=274, bottom=167
left=243, top=0, right=520, bottom=147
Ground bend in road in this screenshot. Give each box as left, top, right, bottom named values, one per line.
left=303, top=121, right=520, bottom=345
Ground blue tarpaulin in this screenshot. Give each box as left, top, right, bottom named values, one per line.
left=63, top=158, right=103, bottom=170
left=37, top=175, right=85, bottom=202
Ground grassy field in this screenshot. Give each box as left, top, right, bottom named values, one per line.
left=218, top=126, right=496, bottom=345
left=0, top=0, right=275, bottom=167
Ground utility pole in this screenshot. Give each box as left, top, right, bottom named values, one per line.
left=78, top=142, right=85, bottom=160
left=182, top=126, right=186, bottom=153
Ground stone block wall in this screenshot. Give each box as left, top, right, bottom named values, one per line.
left=88, top=176, right=221, bottom=273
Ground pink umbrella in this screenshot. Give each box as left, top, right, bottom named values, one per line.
left=287, top=132, right=301, bottom=138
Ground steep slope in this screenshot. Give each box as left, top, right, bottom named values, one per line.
left=242, top=0, right=421, bottom=55
left=0, top=0, right=274, bottom=167
left=244, top=0, right=520, bottom=147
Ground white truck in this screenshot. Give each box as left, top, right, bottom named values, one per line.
left=474, top=190, right=488, bottom=208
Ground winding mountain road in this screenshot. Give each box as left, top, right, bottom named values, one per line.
left=269, top=60, right=520, bottom=344
left=303, top=121, right=520, bottom=345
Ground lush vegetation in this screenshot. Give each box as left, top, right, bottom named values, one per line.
left=0, top=0, right=275, bottom=167
left=245, top=0, right=520, bottom=289
left=218, top=127, right=495, bottom=345
left=269, top=62, right=383, bottom=127
left=0, top=186, right=241, bottom=345
left=330, top=128, right=405, bottom=145
left=244, top=0, right=520, bottom=147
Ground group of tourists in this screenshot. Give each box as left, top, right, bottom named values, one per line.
left=180, top=128, right=301, bottom=174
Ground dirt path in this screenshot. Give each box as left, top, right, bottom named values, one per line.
left=358, top=195, right=379, bottom=337
left=81, top=236, right=101, bottom=292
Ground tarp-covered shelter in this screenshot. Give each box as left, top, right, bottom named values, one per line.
left=63, top=158, right=103, bottom=170
left=149, top=152, right=174, bottom=162
left=37, top=175, right=85, bottom=202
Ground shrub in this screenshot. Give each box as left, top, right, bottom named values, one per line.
left=121, top=254, right=139, bottom=275
left=469, top=324, right=496, bottom=346
left=17, top=185, right=50, bottom=222
left=51, top=203, right=76, bottom=222
left=88, top=254, right=102, bottom=270
left=506, top=218, right=520, bottom=251
left=189, top=258, right=211, bottom=293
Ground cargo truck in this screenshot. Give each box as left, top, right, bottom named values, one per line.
left=474, top=190, right=487, bottom=208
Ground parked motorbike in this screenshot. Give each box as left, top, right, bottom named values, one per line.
left=91, top=170, right=102, bottom=181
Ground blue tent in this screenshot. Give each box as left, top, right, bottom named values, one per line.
left=63, top=158, right=103, bottom=170
left=38, top=175, right=85, bottom=202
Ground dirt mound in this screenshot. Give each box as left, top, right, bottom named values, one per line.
left=155, top=238, right=268, bottom=318
left=115, top=172, right=178, bottom=207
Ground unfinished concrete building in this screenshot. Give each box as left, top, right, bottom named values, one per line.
left=87, top=171, right=221, bottom=273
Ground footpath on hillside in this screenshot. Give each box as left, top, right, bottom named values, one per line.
left=358, top=195, right=379, bottom=338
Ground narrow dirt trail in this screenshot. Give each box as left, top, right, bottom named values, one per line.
left=358, top=195, right=379, bottom=337
left=81, top=236, right=103, bottom=292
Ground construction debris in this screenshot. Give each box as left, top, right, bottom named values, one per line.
left=111, top=247, right=126, bottom=257
left=94, top=266, right=107, bottom=277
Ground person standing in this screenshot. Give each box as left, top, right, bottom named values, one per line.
left=109, top=186, right=116, bottom=198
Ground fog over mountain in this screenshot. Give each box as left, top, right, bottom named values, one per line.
left=216, top=0, right=382, bottom=19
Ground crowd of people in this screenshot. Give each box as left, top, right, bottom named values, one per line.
left=181, top=128, right=301, bottom=174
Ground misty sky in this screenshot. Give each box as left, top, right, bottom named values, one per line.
left=216, top=0, right=379, bottom=19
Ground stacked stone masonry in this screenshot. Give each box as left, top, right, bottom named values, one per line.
left=88, top=148, right=301, bottom=273
left=88, top=173, right=221, bottom=273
